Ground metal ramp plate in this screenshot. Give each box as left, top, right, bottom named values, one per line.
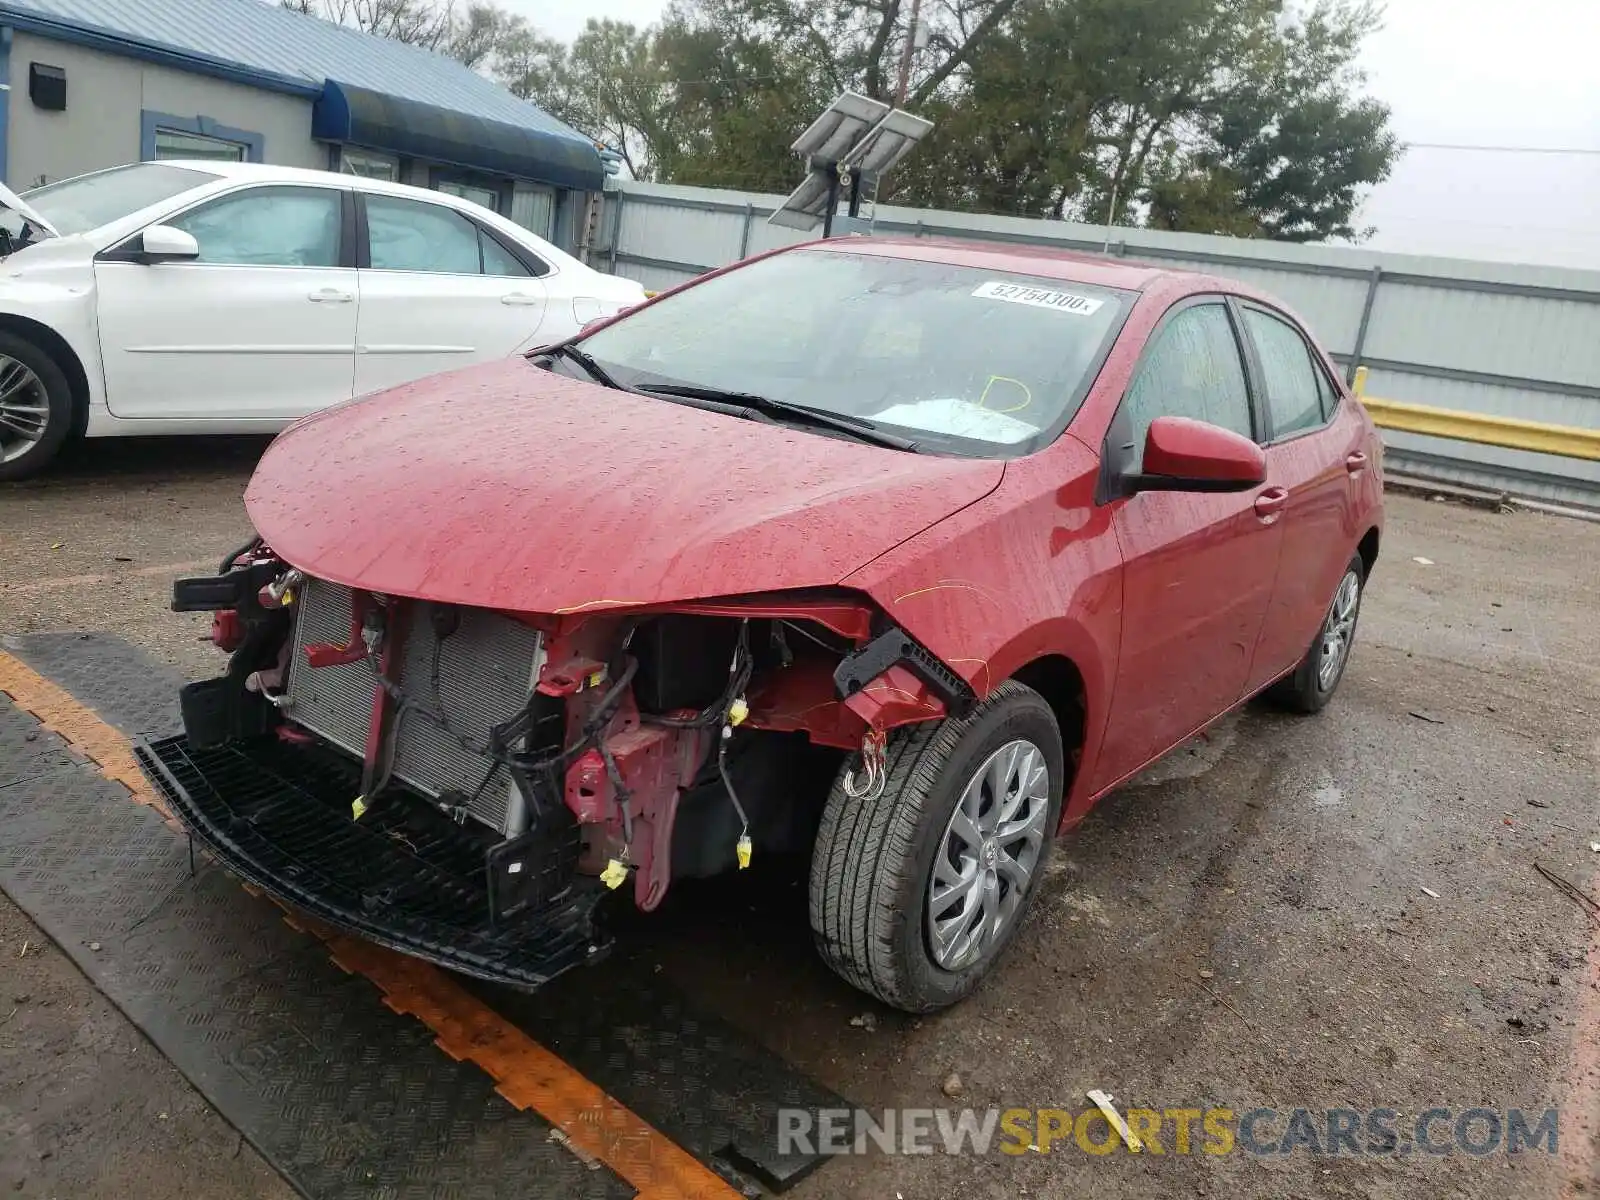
left=0, top=632, right=845, bottom=1198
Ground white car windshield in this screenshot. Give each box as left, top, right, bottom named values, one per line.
left=14, top=163, right=218, bottom=237
left=577, top=248, right=1131, bottom=456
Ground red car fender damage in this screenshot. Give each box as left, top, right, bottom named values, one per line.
left=845, top=438, right=1123, bottom=829
left=247, top=582, right=958, bottom=913
left=530, top=595, right=959, bottom=910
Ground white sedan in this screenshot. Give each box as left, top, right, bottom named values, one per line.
left=0, top=161, right=646, bottom=480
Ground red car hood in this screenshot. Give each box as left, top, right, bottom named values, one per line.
left=245, top=359, right=1004, bottom=613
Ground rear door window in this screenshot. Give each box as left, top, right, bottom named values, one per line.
left=366, top=195, right=480, bottom=274
left=1242, top=307, right=1334, bottom=440
left=365, top=194, right=534, bottom=277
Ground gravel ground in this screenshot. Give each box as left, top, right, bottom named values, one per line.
left=1, top=436, right=1596, bottom=1200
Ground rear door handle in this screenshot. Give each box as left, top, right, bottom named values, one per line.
left=1345, top=451, right=1368, bottom=474
left=308, top=288, right=353, bottom=304
left=1254, top=486, right=1289, bottom=522
left=500, top=292, right=542, bottom=306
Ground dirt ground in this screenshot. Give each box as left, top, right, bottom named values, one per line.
left=1, top=436, right=1597, bottom=1200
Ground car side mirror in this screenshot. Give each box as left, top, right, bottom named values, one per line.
left=1126, top=415, right=1265, bottom=494
left=134, top=225, right=199, bottom=265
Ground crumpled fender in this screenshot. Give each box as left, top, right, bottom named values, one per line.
left=844, top=437, right=1124, bottom=824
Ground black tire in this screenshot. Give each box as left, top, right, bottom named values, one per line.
left=0, top=331, right=74, bottom=482
left=808, top=680, right=1064, bottom=1013
left=1266, top=553, right=1365, bottom=714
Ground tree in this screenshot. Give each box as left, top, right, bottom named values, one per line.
left=496, top=20, right=678, bottom=180
left=282, top=0, right=455, bottom=49
left=1158, top=0, right=1401, bottom=240
left=282, top=0, right=529, bottom=74
left=287, top=0, right=1399, bottom=244
left=503, top=0, right=1031, bottom=189
left=893, top=0, right=1398, bottom=240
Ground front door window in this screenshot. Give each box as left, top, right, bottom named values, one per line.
left=1120, top=302, right=1255, bottom=465
left=166, top=186, right=343, bottom=268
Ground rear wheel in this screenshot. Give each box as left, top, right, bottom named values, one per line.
left=808, top=681, right=1063, bottom=1012
left=0, top=332, right=73, bottom=482
left=1266, top=554, right=1364, bottom=713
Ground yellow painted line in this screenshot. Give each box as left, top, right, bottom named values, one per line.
left=326, top=933, right=742, bottom=1200
left=0, top=649, right=172, bottom=819
left=0, top=647, right=740, bottom=1199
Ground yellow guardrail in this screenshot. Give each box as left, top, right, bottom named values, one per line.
left=1352, top=366, right=1600, bottom=462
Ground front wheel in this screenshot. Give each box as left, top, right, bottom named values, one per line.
left=808, top=681, right=1064, bottom=1012
left=1266, top=554, right=1365, bottom=713
left=0, top=332, right=74, bottom=482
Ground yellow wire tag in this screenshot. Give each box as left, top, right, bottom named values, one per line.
left=351, top=795, right=367, bottom=820
left=600, top=859, right=628, bottom=890
left=736, top=834, right=752, bottom=870
left=728, top=697, right=750, bottom=726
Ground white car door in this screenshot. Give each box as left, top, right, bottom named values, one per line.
left=93, top=183, right=357, bottom=420
left=353, top=193, right=549, bottom=395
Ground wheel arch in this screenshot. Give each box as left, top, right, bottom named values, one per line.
left=0, top=313, right=91, bottom=438
left=1009, top=653, right=1086, bottom=793
left=1357, top=526, right=1380, bottom=577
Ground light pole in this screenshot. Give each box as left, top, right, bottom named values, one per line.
left=892, top=0, right=925, bottom=107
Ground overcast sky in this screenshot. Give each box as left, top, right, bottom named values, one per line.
left=504, top=0, right=1600, bottom=268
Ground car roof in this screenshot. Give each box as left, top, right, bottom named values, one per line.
left=806, top=235, right=1183, bottom=293
left=182, top=161, right=471, bottom=203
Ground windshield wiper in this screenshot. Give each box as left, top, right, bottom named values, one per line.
left=536, top=343, right=628, bottom=391
left=635, top=383, right=919, bottom=452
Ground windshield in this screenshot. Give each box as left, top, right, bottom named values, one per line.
left=13, top=163, right=217, bottom=237
left=577, top=248, right=1131, bottom=456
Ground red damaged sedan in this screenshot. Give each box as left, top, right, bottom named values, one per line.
left=139, top=238, right=1383, bottom=1013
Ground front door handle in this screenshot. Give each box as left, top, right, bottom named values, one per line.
left=500, top=292, right=542, bottom=306
left=308, top=288, right=353, bottom=304
left=1253, top=486, right=1289, bottom=523
left=1345, top=451, right=1368, bottom=474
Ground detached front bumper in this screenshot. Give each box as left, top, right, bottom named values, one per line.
left=136, top=733, right=609, bottom=988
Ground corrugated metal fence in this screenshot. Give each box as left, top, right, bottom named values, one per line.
left=593, top=179, right=1600, bottom=508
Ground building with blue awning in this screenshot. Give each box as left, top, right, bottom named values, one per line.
left=0, top=0, right=604, bottom=250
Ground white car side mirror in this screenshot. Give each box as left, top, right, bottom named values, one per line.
left=137, top=225, right=200, bottom=265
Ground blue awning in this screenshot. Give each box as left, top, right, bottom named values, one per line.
left=313, top=81, right=604, bottom=193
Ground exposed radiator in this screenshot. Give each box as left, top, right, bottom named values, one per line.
left=284, top=578, right=544, bottom=835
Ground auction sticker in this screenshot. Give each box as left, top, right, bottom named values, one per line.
left=972, top=280, right=1104, bottom=315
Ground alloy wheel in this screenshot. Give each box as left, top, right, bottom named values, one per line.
left=1318, top=569, right=1361, bottom=689
left=927, top=738, right=1051, bottom=970
left=0, top=355, right=49, bottom=465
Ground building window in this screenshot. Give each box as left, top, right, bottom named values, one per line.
left=341, top=149, right=398, bottom=181
left=436, top=179, right=500, bottom=213
left=510, top=183, right=555, bottom=239
left=140, top=111, right=264, bottom=163
left=154, top=127, right=247, bottom=162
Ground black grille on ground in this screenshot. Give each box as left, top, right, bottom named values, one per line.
left=136, top=733, right=609, bottom=988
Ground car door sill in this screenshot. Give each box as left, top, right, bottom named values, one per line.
left=1085, top=668, right=1299, bottom=806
